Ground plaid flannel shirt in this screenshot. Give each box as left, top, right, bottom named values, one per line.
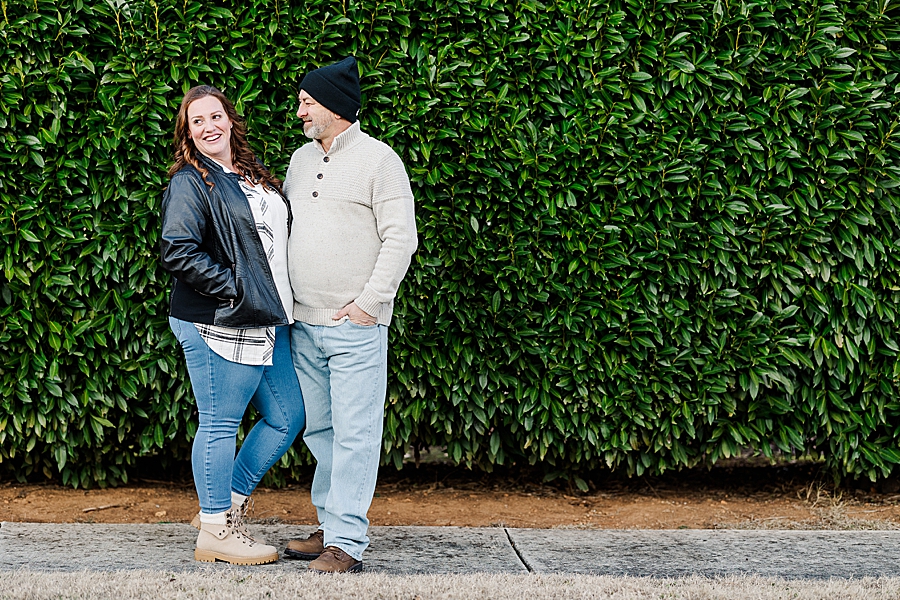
left=194, top=323, right=275, bottom=366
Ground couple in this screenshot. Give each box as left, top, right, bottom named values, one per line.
left=159, top=57, right=417, bottom=573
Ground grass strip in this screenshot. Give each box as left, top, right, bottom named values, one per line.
left=2, top=571, right=899, bottom=599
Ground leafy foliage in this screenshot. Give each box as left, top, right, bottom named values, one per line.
left=1, top=0, right=898, bottom=487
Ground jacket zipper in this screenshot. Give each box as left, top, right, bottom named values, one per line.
left=230, top=263, right=236, bottom=308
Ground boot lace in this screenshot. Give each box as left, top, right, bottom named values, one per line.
left=323, top=546, right=350, bottom=561
left=226, top=507, right=258, bottom=545
left=307, top=530, right=324, bottom=543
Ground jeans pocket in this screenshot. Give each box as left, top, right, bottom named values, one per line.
left=345, top=320, right=376, bottom=328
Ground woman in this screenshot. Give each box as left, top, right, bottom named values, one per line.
left=160, top=85, right=304, bottom=565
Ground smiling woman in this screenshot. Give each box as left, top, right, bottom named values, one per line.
left=159, top=86, right=306, bottom=566
left=187, top=96, right=234, bottom=168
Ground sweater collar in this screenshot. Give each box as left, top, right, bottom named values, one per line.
left=317, top=121, right=364, bottom=156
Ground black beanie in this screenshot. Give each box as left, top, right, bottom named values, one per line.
left=299, top=57, right=361, bottom=123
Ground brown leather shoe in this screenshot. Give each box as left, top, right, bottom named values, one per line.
left=308, top=545, right=362, bottom=573
left=284, top=529, right=325, bottom=560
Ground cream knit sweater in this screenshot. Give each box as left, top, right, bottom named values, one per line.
left=284, top=122, right=418, bottom=326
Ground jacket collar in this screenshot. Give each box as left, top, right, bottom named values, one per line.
left=316, top=121, right=365, bottom=156
left=196, top=153, right=241, bottom=179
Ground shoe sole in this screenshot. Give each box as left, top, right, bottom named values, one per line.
left=309, top=562, right=363, bottom=573
left=284, top=548, right=323, bottom=560
left=194, top=549, right=279, bottom=565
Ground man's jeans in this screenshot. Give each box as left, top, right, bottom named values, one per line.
left=290, top=320, right=388, bottom=561
left=170, top=317, right=305, bottom=513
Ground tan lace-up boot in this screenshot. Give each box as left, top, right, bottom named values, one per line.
left=194, top=511, right=279, bottom=565
left=191, top=497, right=264, bottom=543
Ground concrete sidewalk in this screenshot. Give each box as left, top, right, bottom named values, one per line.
left=2, top=522, right=899, bottom=578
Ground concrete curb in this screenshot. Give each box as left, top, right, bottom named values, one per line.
left=3, top=522, right=899, bottom=577
left=508, top=529, right=900, bottom=578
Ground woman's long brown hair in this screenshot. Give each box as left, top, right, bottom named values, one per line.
left=168, top=85, right=281, bottom=192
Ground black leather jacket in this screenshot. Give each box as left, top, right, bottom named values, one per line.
left=160, top=155, right=292, bottom=328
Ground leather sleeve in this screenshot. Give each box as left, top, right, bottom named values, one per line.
left=159, top=171, right=237, bottom=299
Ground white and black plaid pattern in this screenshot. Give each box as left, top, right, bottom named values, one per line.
left=196, top=178, right=284, bottom=366
left=242, top=181, right=276, bottom=262
left=194, top=323, right=275, bottom=365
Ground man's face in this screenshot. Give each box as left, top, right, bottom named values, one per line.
left=296, top=90, right=335, bottom=140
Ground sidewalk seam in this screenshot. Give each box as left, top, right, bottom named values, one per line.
left=504, top=529, right=533, bottom=573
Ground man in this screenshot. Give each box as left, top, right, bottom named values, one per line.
left=282, top=56, right=418, bottom=573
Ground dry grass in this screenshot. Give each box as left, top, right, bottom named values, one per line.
left=725, top=507, right=900, bottom=530
left=2, top=571, right=900, bottom=600
left=719, top=481, right=900, bottom=530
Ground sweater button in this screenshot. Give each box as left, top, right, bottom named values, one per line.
left=323, top=156, right=330, bottom=163
left=312, top=191, right=319, bottom=198
left=317, top=173, right=323, bottom=179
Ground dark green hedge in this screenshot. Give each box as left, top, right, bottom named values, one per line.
left=1, top=0, right=899, bottom=488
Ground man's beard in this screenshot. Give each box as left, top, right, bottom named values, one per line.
left=303, top=120, right=326, bottom=140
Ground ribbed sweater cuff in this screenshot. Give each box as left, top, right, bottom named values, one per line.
left=354, top=287, right=384, bottom=318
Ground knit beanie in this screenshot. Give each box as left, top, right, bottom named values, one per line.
left=299, top=57, right=361, bottom=123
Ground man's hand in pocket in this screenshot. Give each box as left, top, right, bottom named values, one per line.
left=333, top=301, right=376, bottom=325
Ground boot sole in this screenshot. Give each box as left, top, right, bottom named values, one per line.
left=194, top=549, right=279, bottom=565
left=284, top=548, right=323, bottom=560
left=309, top=561, right=363, bottom=573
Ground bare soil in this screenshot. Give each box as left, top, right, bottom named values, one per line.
left=3, top=461, right=900, bottom=529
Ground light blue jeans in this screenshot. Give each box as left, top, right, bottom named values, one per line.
left=170, top=317, right=305, bottom=514
left=290, top=320, right=388, bottom=561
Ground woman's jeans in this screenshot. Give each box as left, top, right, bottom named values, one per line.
left=290, top=320, right=388, bottom=561
left=170, top=317, right=305, bottom=514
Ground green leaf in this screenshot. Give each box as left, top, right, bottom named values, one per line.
left=92, top=415, right=114, bottom=428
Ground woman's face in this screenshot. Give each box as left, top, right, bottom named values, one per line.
left=187, top=95, right=232, bottom=163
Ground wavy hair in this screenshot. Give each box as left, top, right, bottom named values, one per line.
left=168, top=85, right=281, bottom=193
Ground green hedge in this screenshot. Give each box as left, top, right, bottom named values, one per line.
left=1, top=0, right=899, bottom=488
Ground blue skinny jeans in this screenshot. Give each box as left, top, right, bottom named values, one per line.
left=170, top=317, right=305, bottom=513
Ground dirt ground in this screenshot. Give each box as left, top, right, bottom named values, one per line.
left=3, top=461, right=900, bottom=530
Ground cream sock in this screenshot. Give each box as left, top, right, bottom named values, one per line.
left=199, top=509, right=229, bottom=525
left=231, top=491, right=248, bottom=507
